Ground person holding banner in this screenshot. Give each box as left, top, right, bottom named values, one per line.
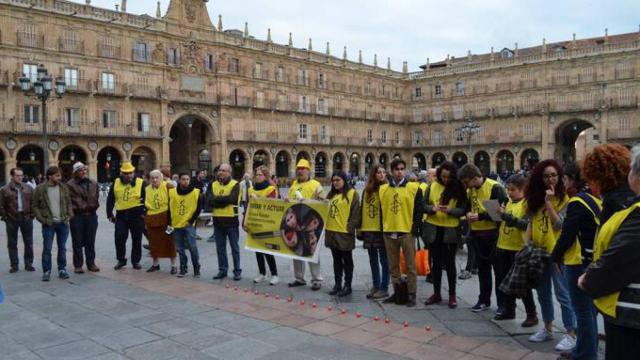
left=287, top=159, right=325, bottom=291
left=359, top=165, right=389, bottom=300
left=380, top=158, right=423, bottom=307
left=244, top=165, right=280, bottom=285
left=325, top=171, right=361, bottom=297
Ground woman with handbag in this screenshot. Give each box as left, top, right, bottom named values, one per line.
left=144, top=170, right=177, bottom=274
left=423, top=161, right=468, bottom=309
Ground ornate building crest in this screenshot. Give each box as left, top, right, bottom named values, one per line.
left=182, top=40, right=203, bottom=73
left=184, top=1, right=197, bottom=23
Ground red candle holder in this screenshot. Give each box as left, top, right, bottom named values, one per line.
left=355, top=312, right=362, bottom=318
left=374, top=316, right=380, bottom=321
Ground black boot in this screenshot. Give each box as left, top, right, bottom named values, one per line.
left=338, top=285, right=352, bottom=297
left=407, top=293, right=416, bottom=307
left=383, top=284, right=398, bottom=303
left=338, top=267, right=353, bottom=297
left=193, top=265, right=201, bottom=278
left=329, top=276, right=342, bottom=296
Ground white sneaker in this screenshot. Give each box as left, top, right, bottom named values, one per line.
left=254, top=274, right=266, bottom=283
left=269, top=275, right=279, bottom=285
left=554, top=334, right=576, bottom=352
left=529, top=328, right=554, bottom=343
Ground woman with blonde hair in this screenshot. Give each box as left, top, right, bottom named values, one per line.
left=144, top=169, right=177, bottom=274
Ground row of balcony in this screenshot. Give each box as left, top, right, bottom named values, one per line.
left=225, top=131, right=409, bottom=147
left=0, top=117, right=163, bottom=138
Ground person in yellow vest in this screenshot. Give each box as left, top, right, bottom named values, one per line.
left=208, top=163, right=242, bottom=281
left=169, top=173, right=203, bottom=278
left=287, top=158, right=325, bottom=291
left=579, top=146, right=640, bottom=360
left=380, top=158, right=423, bottom=307
left=551, top=163, right=602, bottom=360
left=523, top=159, right=577, bottom=351
left=359, top=164, right=389, bottom=299
left=423, top=161, right=468, bottom=309
left=494, top=174, right=538, bottom=326
left=243, top=165, right=280, bottom=285
left=325, top=171, right=361, bottom=297
left=458, top=164, right=508, bottom=312
left=107, top=161, right=147, bottom=270
left=144, top=170, right=177, bottom=274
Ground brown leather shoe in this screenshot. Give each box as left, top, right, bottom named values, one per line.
left=74, top=267, right=85, bottom=274
left=521, top=315, right=539, bottom=328
left=87, top=264, right=100, bottom=272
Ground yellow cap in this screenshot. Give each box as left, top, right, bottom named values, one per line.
left=296, top=159, right=311, bottom=169
left=120, top=161, right=136, bottom=173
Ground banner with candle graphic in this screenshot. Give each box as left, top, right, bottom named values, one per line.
left=244, top=198, right=328, bottom=263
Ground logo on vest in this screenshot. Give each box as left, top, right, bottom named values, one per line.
left=329, top=201, right=339, bottom=219
left=391, top=193, right=401, bottom=215
left=367, top=197, right=378, bottom=219
left=153, top=193, right=161, bottom=209
left=538, top=210, right=549, bottom=234
left=178, top=199, right=186, bottom=216
left=123, top=187, right=131, bottom=201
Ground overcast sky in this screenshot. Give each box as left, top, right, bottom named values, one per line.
left=76, top=0, right=639, bottom=72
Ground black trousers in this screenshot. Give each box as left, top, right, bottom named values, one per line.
left=495, top=249, right=537, bottom=316
left=470, top=230, right=498, bottom=305
left=605, top=320, right=640, bottom=360
left=330, top=248, right=354, bottom=287
left=465, top=236, right=478, bottom=272
left=114, top=213, right=144, bottom=265
left=5, top=215, right=34, bottom=268
left=431, top=227, right=457, bottom=296
left=256, top=252, right=277, bottom=276
left=70, top=214, right=98, bottom=268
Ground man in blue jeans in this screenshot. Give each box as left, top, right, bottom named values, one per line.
left=169, top=173, right=203, bottom=278
left=32, top=166, right=74, bottom=281
left=208, top=163, right=242, bottom=281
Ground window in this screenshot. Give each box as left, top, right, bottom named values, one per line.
left=167, top=48, right=179, bottom=65
left=102, top=110, right=117, bottom=128
left=299, top=95, right=308, bottom=112
left=366, top=82, right=372, bottom=95
left=523, top=122, right=535, bottom=137
left=137, top=112, right=150, bottom=132
left=64, top=68, right=78, bottom=89
left=455, top=81, right=465, bottom=95
left=394, top=131, right=399, bottom=145
left=254, top=62, right=262, bottom=78
left=101, top=72, right=115, bottom=91
left=367, top=129, right=373, bottom=143
left=256, top=91, right=265, bottom=108
left=452, top=104, right=464, bottom=120
left=229, top=58, right=239, bottom=73
left=432, top=107, right=443, bottom=121
left=24, top=105, right=39, bottom=124
left=204, top=54, right=215, bottom=72
left=434, top=84, right=442, bottom=97
left=65, top=108, right=80, bottom=127
left=320, top=125, right=327, bottom=140
left=317, top=98, right=326, bottom=114
left=432, top=130, right=444, bottom=146
left=298, top=123, right=308, bottom=139
left=277, top=94, right=287, bottom=110
left=415, top=87, right=422, bottom=98
left=318, top=73, right=325, bottom=88
left=414, top=131, right=423, bottom=145
left=381, top=130, right=387, bottom=143
left=618, top=117, right=631, bottom=130
left=133, top=41, right=148, bottom=62
left=413, top=108, right=423, bottom=122
left=22, top=64, right=38, bottom=82
left=276, top=66, right=285, bottom=82
left=297, top=69, right=309, bottom=86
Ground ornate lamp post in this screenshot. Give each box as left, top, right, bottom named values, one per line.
left=455, top=117, right=481, bottom=156
left=19, top=64, right=66, bottom=170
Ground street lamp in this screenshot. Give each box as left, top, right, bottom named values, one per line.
left=455, top=117, right=481, bottom=156
left=19, top=64, right=66, bottom=170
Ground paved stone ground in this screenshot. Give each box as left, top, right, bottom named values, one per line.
left=0, top=199, right=599, bottom=359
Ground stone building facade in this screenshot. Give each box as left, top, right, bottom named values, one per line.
left=0, top=0, right=638, bottom=184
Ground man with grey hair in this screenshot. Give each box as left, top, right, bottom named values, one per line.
left=67, top=162, right=100, bottom=273
left=427, top=168, right=437, bottom=184
left=208, top=163, right=242, bottom=280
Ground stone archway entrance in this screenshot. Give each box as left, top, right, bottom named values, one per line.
left=252, top=150, right=269, bottom=170
left=97, top=147, right=121, bottom=183
left=17, top=145, right=44, bottom=179
left=555, top=119, right=595, bottom=164
left=349, top=153, right=360, bottom=178
left=58, top=145, right=88, bottom=181
left=496, top=150, right=515, bottom=175
left=452, top=152, right=467, bottom=168
left=169, top=115, right=212, bottom=175
left=132, top=146, right=156, bottom=177
left=431, top=152, right=446, bottom=167
left=229, top=149, right=246, bottom=180
left=315, top=152, right=327, bottom=178
left=474, top=151, right=490, bottom=176
left=275, top=151, right=290, bottom=178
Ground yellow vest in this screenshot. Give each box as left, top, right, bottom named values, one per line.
left=563, top=194, right=602, bottom=265
left=248, top=185, right=277, bottom=199
left=145, top=182, right=169, bottom=215
left=468, top=178, right=501, bottom=231
left=211, top=180, right=240, bottom=218
left=360, top=191, right=382, bottom=232
left=530, top=195, right=569, bottom=253
left=114, top=178, right=144, bottom=211
left=169, top=188, right=201, bottom=228
left=593, top=201, right=640, bottom=318
left=326, top=188, right=356, bottom=233
left=420, top=182, right=429, bottom=221
left=288, top=179, right=322, bottom=200
left=425, top=181, right=460, bottom=228
left=497, top=199, right=527, bottom=251
left=379, top=181, right=420, bottom=233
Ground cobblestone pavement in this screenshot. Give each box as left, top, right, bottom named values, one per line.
left=0, top=201, right=584, bottom=359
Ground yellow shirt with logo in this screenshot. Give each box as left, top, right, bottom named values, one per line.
left=169, top=188, right=201, bottom=228
left=114, top=178, right=144, bottom=211
left=145, top=182, right=169, bottom=215
left=425, top=181, right=460, bottom=228
left=563, top=194, right=602, bottom=265
left=530, top=195, right=569, bottom=253
left=326, top=189, right=356, bottom=233
left=211, top=180, right=240, bottom=218
left=497, top=199, right=527, bottom=251
left=360, top=191, right=382, bottom=232
left=379, top=181, right=420, bottom=233
left=248, top=185, right=277, bottom=199
left=288, top=179, right=323, bottom=200
left=468, top=178, right=501, bottom=231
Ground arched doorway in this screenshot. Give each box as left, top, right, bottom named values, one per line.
left=132, top=146, right=156, bottom=178
left=365, top=153, right=375, bottom=175
left=296, top=151, right=311, bottom=163
left=496, top=150, right=515, bottom=175
left=229, top=149, right=246, bottom=180
left=520, top=148, right=539, bottom=171
left=0, top=150, right=5, bottom=186
left=58, top=145, right=88, bottom=181
left=252, top=150, right=269, bottom=170
left=169, top=116, right=212, bottom=175
left=198, top=149, right=212, bottom=173
left=431, top=152, right=446, bottom=168
left=379, top=153, right=388, bottom=169
left=16, top=145, right=44, bottom=179
left=275, top=151, right=290, bottom=178
left=315, top=152, right=327, bottom=178
left=349, top=153, right=360, bottom=178
left=97, top=147, right=121, bottom=183
left=413, top=153, right=426, bottom=171
left=452, top=152, right=467, bottom=168
left=474, top=151, right=490, bottom=176
left=333, top=152, right=345, bottom=172
left=555, top=119, right=595, bottom=164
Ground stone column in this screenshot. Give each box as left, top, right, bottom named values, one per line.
left=88, top=158, right=98, bottom=179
